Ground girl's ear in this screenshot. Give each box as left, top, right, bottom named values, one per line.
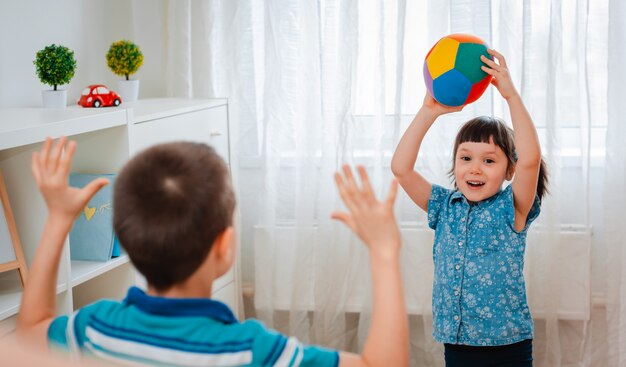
left=506, top=164, right=516, bottom=181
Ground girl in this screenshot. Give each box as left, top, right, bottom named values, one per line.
left=391, top=49, right=547, bottom=367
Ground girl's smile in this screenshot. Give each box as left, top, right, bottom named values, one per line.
left=454, top=138, right=514, bottom=203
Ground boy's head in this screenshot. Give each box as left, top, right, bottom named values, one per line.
left=113, top=142, right=236, bottom=291
left=449, top=116, right=516, bottom=202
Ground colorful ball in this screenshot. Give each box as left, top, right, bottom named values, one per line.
left=423, top=34, right=493, bottom=107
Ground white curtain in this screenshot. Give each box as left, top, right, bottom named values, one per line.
left=132, top=0, right=624, bottom=365
left=606, top=1, right=626, bottom=366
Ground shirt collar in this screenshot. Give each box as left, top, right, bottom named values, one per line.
left=124, top=286, right=238, bottom=324
left=449, top=188, right=503, bottom=206
left=450, top=190, right=465, bottom=203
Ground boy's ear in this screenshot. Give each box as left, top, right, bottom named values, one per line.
left=213, top=226, right=234, bottom=261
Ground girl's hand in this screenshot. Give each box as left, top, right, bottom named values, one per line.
left=481, top=49, right=519, bottom=100
left=31, top=137, right=109, bottom=222
left=421, top=93, right=464, bottom=118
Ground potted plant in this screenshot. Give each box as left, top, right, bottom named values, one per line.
left=34, top=44, right=77, bottom=108
left=106, top=40, right=144, bottom=102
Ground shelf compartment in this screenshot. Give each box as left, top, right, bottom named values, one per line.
left=70, top=254, right=130, bottom=287
left=0, top=271, right=67, bottom=320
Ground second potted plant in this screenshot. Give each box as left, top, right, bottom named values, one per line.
left=34, top=44, right=77, bottom=108
left=106, top=40, right=144, bottom=102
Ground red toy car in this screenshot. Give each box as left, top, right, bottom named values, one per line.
left=77, top=84, right=122, bottom=108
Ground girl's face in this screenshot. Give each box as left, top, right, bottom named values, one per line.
left=454, top=138, right=513, bottom=203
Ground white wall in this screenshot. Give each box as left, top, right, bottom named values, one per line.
left=0, top=0, right=166, bottom=108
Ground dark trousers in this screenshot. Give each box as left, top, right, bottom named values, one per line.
left=444, top=339, right=533, bottom=367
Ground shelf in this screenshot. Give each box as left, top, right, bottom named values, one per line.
left=70, top=254, right=130, bottom=287
left=0, top=273, right=67, bottom=320
left=0, top=98, right=238, bottom=323
left=126, top=98, right=227, bottom=123
left=0, top=107, right=127, bottom=150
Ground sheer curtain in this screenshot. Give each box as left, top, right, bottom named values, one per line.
left=132, top=0, right=624, bottom=365
left=606, top=1, right=626, bottom=366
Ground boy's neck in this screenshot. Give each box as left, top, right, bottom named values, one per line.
left=147, top=274, right=216, bottom=299
left=145, top=250, right=228, bottom=299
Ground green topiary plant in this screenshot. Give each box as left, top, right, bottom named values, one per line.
left=106, top=40, right=144, bottom=80
left=34, top=44, right=77, bottom=91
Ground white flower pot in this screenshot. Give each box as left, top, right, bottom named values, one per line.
left=41, top=89, right=67, bottom=108
left=117, top=79, right=140, bottom=102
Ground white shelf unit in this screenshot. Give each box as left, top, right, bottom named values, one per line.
left=0, top=98, right=238, bottom=333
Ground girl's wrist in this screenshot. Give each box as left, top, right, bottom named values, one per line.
left=505, top=92, right=522, bottom=103
left=418, top=106, right=440, bottom=123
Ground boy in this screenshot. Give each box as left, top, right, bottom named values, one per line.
left=17, top=137, right=408, bottom=366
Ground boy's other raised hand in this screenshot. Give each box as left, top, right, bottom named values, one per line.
left=31, top=137, right=109, bottom=222
left=332, top=165, right=401, bottom=258
left=481, top=49, right=519, bottom=100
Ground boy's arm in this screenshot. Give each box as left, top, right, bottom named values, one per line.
left=391, top=95, right=462, bottom=211
left=481, top=50, right=541, bottom=229
left=16, top=138, right=108, bottom=348
left=331, top=165, right=408, bottom=367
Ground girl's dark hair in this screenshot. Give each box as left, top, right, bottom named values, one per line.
left=113, top=142, right=236, bottom=291
left=449, top=116, right=549, bottom=202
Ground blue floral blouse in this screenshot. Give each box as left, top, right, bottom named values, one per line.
left=427, top=184, right=540, bottom=346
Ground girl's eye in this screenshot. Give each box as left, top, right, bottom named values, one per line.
left=485, top=159, right=495, bottom=164
left=460, top=156, right=470, bottom=161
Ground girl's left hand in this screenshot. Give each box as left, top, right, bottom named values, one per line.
left=481, top=49, right=519, bottom=100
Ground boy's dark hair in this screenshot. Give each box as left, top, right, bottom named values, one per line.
left=448, top=116, right=549, bottom=201
left=113, top=142, right=236, bottom=291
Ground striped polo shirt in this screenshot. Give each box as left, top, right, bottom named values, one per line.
left=48, top=287, right=339, bottom=366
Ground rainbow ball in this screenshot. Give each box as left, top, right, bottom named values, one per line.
left=423, top=34, right=493, bottom=107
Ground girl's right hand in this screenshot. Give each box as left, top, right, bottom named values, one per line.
left=421, top=93, right=464, bottom=117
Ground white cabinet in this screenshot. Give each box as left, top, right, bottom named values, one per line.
left=0, top=98, right=239, bottom=334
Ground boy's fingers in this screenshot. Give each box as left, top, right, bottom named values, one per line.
left=356, top=166, right=375, bottom=200
left=49, top=136, right=67, bottom=173
left=386, top=179, right=399, bottom=205
left=335, top=172, right=359, bottom=214
left=331, top=211, right=356, bottom=232
left=342, top=165, right=359, bottom=193
left=59, top=140, right=77, bottom=178
left=40, top=137, right=52, bottom=168
left=339, top=166, right=361, bottom=207
left=31, top=152, right=41, bottom=183
left=80, top=178, right=109, bottom=203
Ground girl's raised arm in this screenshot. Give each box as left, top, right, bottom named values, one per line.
left=481, top=49, right=542, bottom=230
left=391, top=95, right=462, bottom=211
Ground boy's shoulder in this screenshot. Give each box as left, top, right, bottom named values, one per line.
left=49, top=288, right=338, bottom=366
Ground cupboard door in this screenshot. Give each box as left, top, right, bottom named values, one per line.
left=130, top=105, right=229, bottom=161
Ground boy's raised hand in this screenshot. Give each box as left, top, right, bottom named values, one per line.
left=481, top=49, right=519, bottom=100
left=332, top=165, right=401, bottom=257
left=332, top=165, right=408, bottom=367
left=18, top=138, right=110, bottom=346
left=31, top=137, right=109, bottom=221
